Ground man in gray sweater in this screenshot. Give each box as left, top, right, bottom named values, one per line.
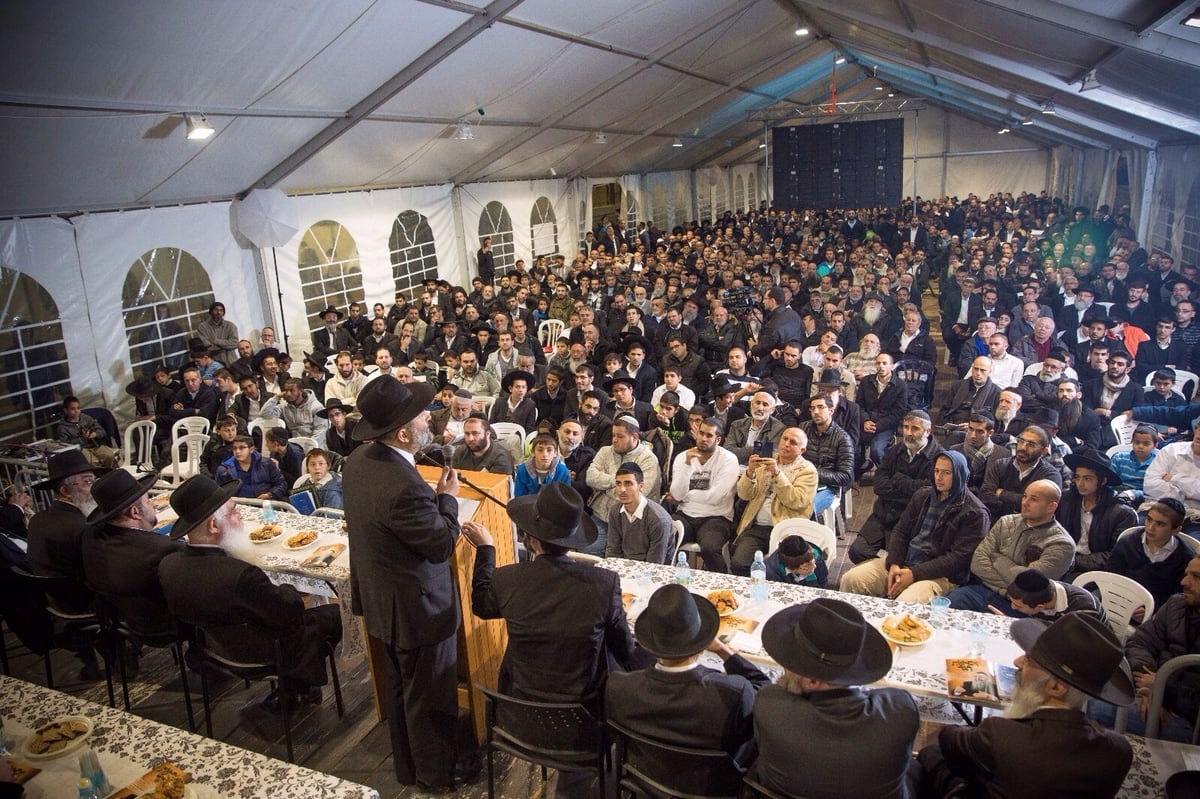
left=605, top=462, right=673, bottom=563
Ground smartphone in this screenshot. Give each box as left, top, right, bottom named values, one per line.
left=754, top=440, right=773, bottom=458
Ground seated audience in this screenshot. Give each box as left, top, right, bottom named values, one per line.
left=216, top=436, right=287, bottom=500
left=1055, top=450, right=1138, bottom=579
left=665, top=417, right=739, bottom=573
left=557, top=420, right=595, bottom=503
left=764, top=534, right=828, bottom=588
left=724, top=390, right=787, bottom=464
left=264, top=427, right=304, bottom=486
left=1001, top=568, right=1103, bottom=621
left=585, top=416, right=661, bottom=556
left=513, top=433, right=570, bottom=497
left=938, top=357, right=1002, bottom=434
left=54, top=395, right=118, bottom=468
left=318, top=398, right=359, bottom=460
left=606, top=584, right=768, bottom=764
left=977, top=424, right=1063, bottom=521
left=490, top=370, right=538, bottom=432
left=200, top=415, right=239, bottom=476
left=1107, top=497, right=1193, bottom=609
left=1144, top=436, right=1200, bottom=531
left=291, top=448, right=343, bottom=510
left=951, top=412, right=1006, bottom=489
left=855, top=352, right=908, bottom=468
left=753, top=599, right=918, bottom=799
left=605, top=462, right=673, bottom=564
left=453, top=416, right=515, bottom=475
left=798, top=394, right=854, bottom=517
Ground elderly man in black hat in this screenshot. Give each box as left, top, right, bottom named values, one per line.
left=605, top=584, right=768, bottom=764
left=311, top=305, right=354, bottom=362
left=158, top=475, right=342, bottom=712
left=753, top=598, right=919, bottom=799
left=81, top=469, right=182, bottom=636
left=461, top=482, right=647, bottom=797
left=915, top=613, right=1134, bottom=798
left=341, top=375, right=464, bottom=792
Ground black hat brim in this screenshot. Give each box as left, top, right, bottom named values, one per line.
left=352, top=379, right=436, bottom=441
left=507, top=493, right=598, bottom=550
left=635, top=592, right=721, bottom=659
left=761, top=602, right=892, bottom=686
left=169, top=479, right=240, bottom=540
left=86, top=472, right=159, bottom=526
left=1011, top=618, right=1134, bottom=704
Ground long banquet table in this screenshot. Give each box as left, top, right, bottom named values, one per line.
left=0, top=675, right=379, bottom=798
left=598, top=558, right=1200, bottom=799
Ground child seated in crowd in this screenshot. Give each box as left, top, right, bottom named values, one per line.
left=764, top=535, right=828, bottom=588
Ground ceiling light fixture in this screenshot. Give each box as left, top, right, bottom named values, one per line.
left=453, top=120, right=474, bottom=141
left=997, top=123, right=1011, bottom=134
left=1184, top=9, right=1200, bottom=27
left=1079, top=70, right=1101, bottom=92
left=794, top=19, right=810, bottom=36
left=1042, top=100, right=1057, bottom=115
left=835, top=56, right=846, bottom=65
left=593, top=132, right=608, bottom=144
left=1021, top=114, right=1034, bottom=125
left=184, top=113, right=214, bottom=140
left=672, top=137, right=684, bottom=147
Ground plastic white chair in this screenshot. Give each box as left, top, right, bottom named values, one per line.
left=167, top=433, right=209, bottom=485
left=247, top=417, right=286, bottom=445
left=291, top=436, right=319, bottom=455
left=769, top=517, right=837, bottom=562
left=538, top=319, right=565, bottom=351
left=490, top=422, right=526, bottom=465
left=474, top=396, right=496, bottom=417
left=1072, top=570, right=1154, bottom=643
left=122, top=420, right=156, bottom=472
left=1145, top=655, right=1200, bottom=742
left=1143, top=368, right=1199, bottom=400
left=670, top=519, right=686, bottom=565
left=171, top=417, right=210, bottom=442
left=233, top=497, right=300, bottom=513
left=1178, top=533, right=1200, bottom=554
left=1110, top=415, right=1136, bottom=447
left=311, top=507, right=345, bottom=520
left=1105, top=443, right=1133, bottom=458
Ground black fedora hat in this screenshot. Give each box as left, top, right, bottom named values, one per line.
left=353, top=374, right=435, bottom=441
left=125, top=376, right=157, bottom=397
left=32, top=450, right=110, bottom=491
left=761, top=598, right=892, bottom=685
left=635, top=584, right=720, bottom=659
left=621, top=334, right=652, bottom=355
left=250, top=347, right=282, bottom=372
left=86, top=469, right=159, bottom=525
left=167, top=475, right=240, bottom=540
left=709, top=376, right=739, bottom=397
left=317, top=397, right=354, bottom=419
left=318, top=305, right=344, bottom=320
left=603, top=370, right=638, bottom=394
left=1064, top=450, right=1120, bottom=486
left=508, top=481, right=597, bottom=550
left=501, top=370, right=536, bottom=393
left=1011, top=613, right=1134, bottom=704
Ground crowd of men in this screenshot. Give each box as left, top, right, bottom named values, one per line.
left=3, top=192, right=1199, bottom=797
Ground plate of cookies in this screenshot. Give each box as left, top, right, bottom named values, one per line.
left=283, top=530, right=319, bottom=550
left=20, top=716, right=93, bottom=760
left=880, top=613, right=935, bottom=646
left=248, top=523, right=284, bottom=544
left=705, top=589, right=744, bottom=616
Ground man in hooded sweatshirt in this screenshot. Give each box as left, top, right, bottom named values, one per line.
left=840, top=450, right=991, bottom=603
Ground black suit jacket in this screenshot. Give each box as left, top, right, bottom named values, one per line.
left=311, top=327, right=355, bottom=361
left=343, top=442, right=460, bottom=648
left=81, top=522, right=183, bottom=634
left=159, top=545, right=332, bottom=686
left=27, top=500, right=94, bottom=613
left=606, top=656, right=768, bottom=763
left=471, top=549, right=642, bottom=702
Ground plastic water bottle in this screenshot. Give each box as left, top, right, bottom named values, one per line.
left=262, top=500, right=276, bottom=524
left=750, top=550, right=768, bottom=602
left=673, top=551, right=691, bottom=585
left=77, top=777, right=99, bottom=799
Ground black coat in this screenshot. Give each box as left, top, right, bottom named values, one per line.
left=859, top=374, right=909, bottom=432
left=81, top=521, right=184, bottom=634
left=886, top=485, right=991, bottom=585
left=1054, top=488, right=1138, bottom=573
left=27, top=501, right=94, bottom=613
left=871, top=439, right=944, bottom=526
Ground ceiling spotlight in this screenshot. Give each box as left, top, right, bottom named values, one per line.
left=794, top=20, right=809, bottom=36
left=1021, top=114, right=1034, bottom=125
left=759, top=142, right=767, bottom=149
left=548, top=167, right=557, bottom=177
left=875, top=85, right=886, bottom=91
left=672, top=138, right=684, bottom=147
left=1184, top=9, right=1200, bottom=27
left=184, top=113, right=214, bottom=140
left=835, top=56, right=846, bottom=65
left=1041, top=100, right=1057, bottom=115
left=997, top=126, right=1010, bottom=135
left=887, top=90, right=895, bottom=98
left=453, top=120, right=474, bottom=140
left=1079, top=70, right=1101, bottom=92
left=593, top=132, right=608, bottom=144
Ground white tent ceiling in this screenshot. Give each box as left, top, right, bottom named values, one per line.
left=2, top=0, right=1198, bottom=218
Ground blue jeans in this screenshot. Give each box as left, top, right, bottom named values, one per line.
left=813, top=488, right=837, bottom=516
left=1087, top=698, right=1196, bottom=742
left=582, top=515, right=608, bottom=557
left=946, top=584, right=1012, bottom=614
left=868, top=429, right=895, bottom=467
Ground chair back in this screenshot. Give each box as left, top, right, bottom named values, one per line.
left=769, top=517, right=836, bottom=561
left=474, top=396, right=497, bottom=417
left=609, top=720, right=744, bottom=799
left=671, top=519, right=686, bottom=565
left=478, top=686, right=606, bottom=771
left=1143, top=368, right=1199, bottom=401
left=1072, top=570, right=1155, bottom=642
left=1022, top=362, right=1079, bottom=379
left=171, top=417, right=211, bottom=443
left=291, top=436, right=319, bottom=455
left=311, top=507, right=345, bottom=520
left=122, top=420, right=157, bottom=472
left=1105, top=443, right=1133, bottom=459
left=491, top=422, right=526, bottom=465
left=538, top=319, right=565, bottom=351
left=83, top=407, right=120, bottom=444
left=233, top=497, right=300, bottom=513
left=246, top=417, right=285, bottom=449
left=893, top=359, right=937, bottom=410
left=1146, top=654, right=1200, bottom=742
left=1110, top=414, right=1136, bottom=446
left=169, top=433, right=209, bottom=485
left=1178, top=533, right=1200, bottom=554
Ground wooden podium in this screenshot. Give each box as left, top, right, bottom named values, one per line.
left=362, top=467, right=513, bottom=745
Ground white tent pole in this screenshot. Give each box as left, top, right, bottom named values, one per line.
left=1137, top=149, right=1157, bottom=245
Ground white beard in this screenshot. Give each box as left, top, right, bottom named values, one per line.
left=862, top=306, right=882, bottom=325
left=1004, top=673, right=1050, bottom=719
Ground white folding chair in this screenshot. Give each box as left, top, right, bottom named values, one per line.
left=474, top=396, right=496, bottom=417
left=1072, top=570, right=1155, bottom=643
left=670, top=519, right=686, bottom=565
left=247, top=417, right=286, bottom=446
left=769, top=517, right=837, bottom=562
left=1105, top=443, right=1133, bottom=458
left=167, top=433, right=209, bottom=485
left=1143, top=368, right=1199, bottom=401
left=291, top=436, right=319, bottom=455
left=171, top=417, right=210, bottom=443
left=1146, top=655, right=1200, bottom=742
left=538, top=319, right=565, bottom=351
left=1177, top=533, right=1200, bottom=554
left=311, top=507, right=345, bottom=520
left=1110, top=415, right=1136, bottom=447
left=491, top=422, right=526, bottom=465
left=122, top=420, right=156, bottom=472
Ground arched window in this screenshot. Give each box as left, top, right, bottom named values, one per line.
left=0, top=268, right=70, bottom=440
left=389, top=210, right=438, bottom=297
left=297, top=220, right=364, bottom=335
left=735, top=175, right=746, bottom=213
left=714, top=179, right=728, bottom=220
left=530, top=197, right=559, bottom=258
left=122, top=247, right=214, bottom=378
left=478, top=202, right=515, bottom=275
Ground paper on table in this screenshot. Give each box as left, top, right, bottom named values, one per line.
left=729, top=631, right=762, bottom=655
left=1182, top=750, right=1200, bottom=771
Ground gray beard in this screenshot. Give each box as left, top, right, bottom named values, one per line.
left=862, top=306, right=882, bottom=325
left=1004, top=674, right=1050, bottom=719
left=996, top=408, right=1014, bottom=423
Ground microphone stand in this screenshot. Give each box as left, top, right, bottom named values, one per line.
left=417, top=450, right=508, bottom=510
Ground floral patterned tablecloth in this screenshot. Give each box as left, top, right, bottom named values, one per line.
left=0, top=675, right=379, bottom=798
left=600, top=558, right=1194, bottom=798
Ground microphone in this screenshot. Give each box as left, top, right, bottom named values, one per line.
left=442, top=443, right=456, bottom=468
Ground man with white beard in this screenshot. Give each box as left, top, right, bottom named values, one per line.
left=914, top=613, right=1134, bottom=798
left=850, top=293, right=889, bottom=345
left=843, top=333, right=881, bottom=381
left=991, top=389, right=1027, bottom=444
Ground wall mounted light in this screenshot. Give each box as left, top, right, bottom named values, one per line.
left=184, top=113, right=214, bottom=140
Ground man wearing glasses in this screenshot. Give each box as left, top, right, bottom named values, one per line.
left=977, top=424, right=1063, bottom=521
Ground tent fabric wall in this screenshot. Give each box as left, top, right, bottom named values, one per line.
left=456, top=179, right=576, bottom=270
left=1149, top=144, right=1200, bottom=260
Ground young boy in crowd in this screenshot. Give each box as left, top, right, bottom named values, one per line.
left=1110, top=423, right=1158, bottom=503
left=764, top=535, right=828, bottom=588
